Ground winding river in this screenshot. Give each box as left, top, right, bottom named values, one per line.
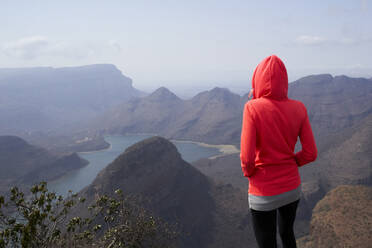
left=48, top=134, right=222, bottom=196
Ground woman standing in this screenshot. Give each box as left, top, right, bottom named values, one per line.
left=240, top=55, right=317, bottom=248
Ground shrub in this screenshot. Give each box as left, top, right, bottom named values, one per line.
left=0, top=182, right=177, bottom=248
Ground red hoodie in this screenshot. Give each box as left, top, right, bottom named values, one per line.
left=240, top=55, right=317, bottom=196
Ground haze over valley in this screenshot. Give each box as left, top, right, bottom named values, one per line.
left=0, top=63, right=371, bottom=247
left=1, top=1, right=371, bottom=247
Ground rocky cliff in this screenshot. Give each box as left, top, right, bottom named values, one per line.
left=298, top=185, right=372, bottom=248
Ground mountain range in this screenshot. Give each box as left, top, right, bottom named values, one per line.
left=288, top=74, right=372, bottom=148
left=91, top=74, right=372, bottom=148
left=95, top=86, right=244, bottom=145
left=1, top=65, right=371, bottom=246
left=87, top=74, right=372, bottom=238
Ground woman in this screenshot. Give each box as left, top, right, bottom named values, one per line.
left=240, top=55, right=317, bottom=248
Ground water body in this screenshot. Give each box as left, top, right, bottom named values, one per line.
left=48, top=134, right=221, bottom=196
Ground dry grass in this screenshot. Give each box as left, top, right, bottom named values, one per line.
left=297, top=185, right=372, bottom=248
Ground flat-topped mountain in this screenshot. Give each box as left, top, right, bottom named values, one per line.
left=0, top=64, right=142, bottom=135
left=298, top=185, right=372, bottom=248
left=80, top=136, right=257, bottom=248
left=0, top=135, right=87, bottom=194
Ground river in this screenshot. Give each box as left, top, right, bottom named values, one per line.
left=48, top=134, right=222, bottom=196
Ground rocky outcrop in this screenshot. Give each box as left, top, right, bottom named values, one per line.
left=298, top=185, right=372, bottom=248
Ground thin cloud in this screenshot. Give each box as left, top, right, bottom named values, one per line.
left=1, top=36, right=96, bottom=60
left=294, top=35, right=359, bottom=46
left=2, top=36, right=49, bottom=59
left=108, top=40, right=121, bottom=52
left=295, top=35, right=327, bottom=46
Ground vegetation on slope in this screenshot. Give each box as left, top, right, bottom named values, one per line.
left=297, top=185, right=372, bottom=248
left=0, top=182, right=177, bottom=248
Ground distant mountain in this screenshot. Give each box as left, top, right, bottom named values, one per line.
left=0, top=64, right=143, bottom=135
left=289, top=74, right=372, bottom=146
left=173, top=87, right=242, bottom=143
left=96, top=87, right=243, bottom=145
left=298, top=185, right=372, bottom=248
left=0, top=135, right=87, bottom=194
left=301, top=113, right=372, bottom=190
left=93, top=74, right=371, bottom=148
left=79, top=136, right=257, bottom=248
left=98, top=87, right=184, bottom=135
left=93, top=75, right=372, bottom=198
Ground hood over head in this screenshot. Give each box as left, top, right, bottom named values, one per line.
left=252, top=55, right=288, bottom=100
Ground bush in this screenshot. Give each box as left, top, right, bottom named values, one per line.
left=0, top=182, right=177, bottom=248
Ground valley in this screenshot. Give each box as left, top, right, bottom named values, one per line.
left=0, top=65, right=371, bottom=247
left=48, top=134, right=225, bottom=196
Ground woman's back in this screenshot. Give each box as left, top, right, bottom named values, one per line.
left=240, top=55, right=317, bottom=196
left=241, top=55, right=318, bottom=248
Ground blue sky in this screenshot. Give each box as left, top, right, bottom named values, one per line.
left=1, top=0, right=371, bottom=94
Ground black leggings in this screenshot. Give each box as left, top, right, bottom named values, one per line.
left=250, top=200, right=299, bottom=248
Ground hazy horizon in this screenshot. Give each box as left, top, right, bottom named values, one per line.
left=1, top=63, right=367, bottom=98
left=1, top=0, right=371, bottom=94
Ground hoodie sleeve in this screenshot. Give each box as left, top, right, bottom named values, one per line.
left=295, top=107, right=317, bottom=167
left=240, top=103, right=256, bottom=177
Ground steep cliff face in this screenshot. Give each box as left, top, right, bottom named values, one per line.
left=298, top=185, right=372, bottom=248
left=295, top=111, right=372, bottom=209
left=0, top=64, right=142, bottom=135
left=289, top=74, right=372, bottom=144
left=311, top=114, right=372, bottom=189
